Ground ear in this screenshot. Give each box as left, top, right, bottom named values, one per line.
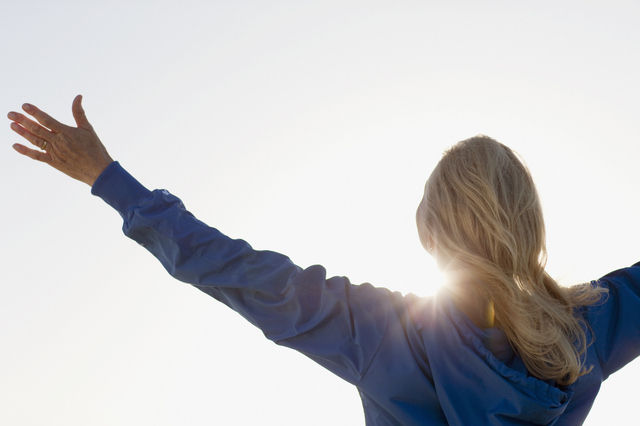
left=426, top=238, right=434, bottom=252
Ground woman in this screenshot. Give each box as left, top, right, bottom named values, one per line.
left=8, top=96, right=640, bottom=425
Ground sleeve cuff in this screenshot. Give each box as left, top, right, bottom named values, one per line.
left=91, top=161, right=152, bottom=217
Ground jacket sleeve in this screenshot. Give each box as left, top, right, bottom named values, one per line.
left=91, top=162, right=390, bottom=384
left=586, top=262, right=640, bottom=379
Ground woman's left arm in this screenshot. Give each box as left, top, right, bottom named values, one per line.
left=8, top=98, right=391, bottom=385
left=90, top=161, right=391, bottom=385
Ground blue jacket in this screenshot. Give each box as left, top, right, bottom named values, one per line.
left=92, top=162, right=640, bottom=425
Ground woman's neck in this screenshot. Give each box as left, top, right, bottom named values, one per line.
left=444, top=276, right=495, bottom=329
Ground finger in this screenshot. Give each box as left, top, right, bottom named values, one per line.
left=9, top=120, right=48, bottom=150
left=9, top=118, right=53, bottom=152
left=22, top=103, right=65, bottom=133
left=12, top=143, right=52, bottom=164
left=72, top=95, right=92, bottom=130
left=8, top=112, right=55, bottom=142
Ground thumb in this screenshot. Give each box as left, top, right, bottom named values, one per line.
left=72, top=95, right=92, bottom=129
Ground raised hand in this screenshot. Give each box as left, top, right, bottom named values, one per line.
left=8, top=95, right=113, bottom=186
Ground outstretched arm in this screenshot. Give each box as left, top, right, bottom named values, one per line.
left=9, top=97, right=391, bottom=385
left=8, top=95, right=113, bottom=186
left=91, top=162, right=391, bottom=384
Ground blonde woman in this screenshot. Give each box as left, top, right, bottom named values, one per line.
left=9, top=96, right=639, bottom=425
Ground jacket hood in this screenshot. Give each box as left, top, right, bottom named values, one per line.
left=415, top=288, right=574, bottom=425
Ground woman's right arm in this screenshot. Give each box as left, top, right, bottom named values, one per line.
left=587, top=263, right=640, bottom=379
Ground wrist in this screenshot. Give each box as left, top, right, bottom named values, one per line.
left=88, top=157, right=115, bottom=187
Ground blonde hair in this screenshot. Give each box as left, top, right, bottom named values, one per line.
left=417, top=135, right=607, bottom=385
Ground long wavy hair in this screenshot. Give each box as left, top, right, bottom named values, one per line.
left=416, top=135, right=607, bottom=385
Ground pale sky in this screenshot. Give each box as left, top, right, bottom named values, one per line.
left=1, top=1, right=639, bottom=425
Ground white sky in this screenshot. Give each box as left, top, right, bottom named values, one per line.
left=1, top=1, right=639, bottom=425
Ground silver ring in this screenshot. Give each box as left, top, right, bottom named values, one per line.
left=42, top=141, right=47, bottom=151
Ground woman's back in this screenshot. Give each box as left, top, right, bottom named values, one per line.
left=357, top=265, right=640, bottom=425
